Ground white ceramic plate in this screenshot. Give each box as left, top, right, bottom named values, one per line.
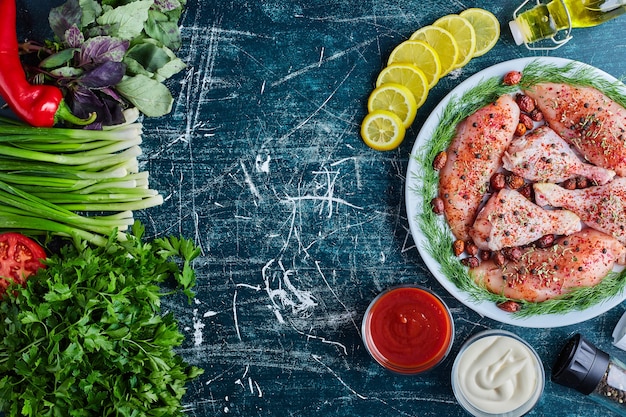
left=405, top=57, right=626, bottom=328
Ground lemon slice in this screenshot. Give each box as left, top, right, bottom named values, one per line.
left=387, top=40, right=441, bottom=89
left=360, top=110, right=406, bottom=151
left=367, top=83, right=418, bottom=128
left=410, top=25, right=459, bottom=77
left=459, top=8, right=500, bottom=57
left=376, top=63, right=429, bottom=108
left=433, top=14, right=476, bottom=69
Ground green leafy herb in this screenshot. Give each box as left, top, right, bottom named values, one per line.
left=410, top=59, right=626, bottom=316
left=0, top=222, right=203, bottom=416
left=24, top=0, right=187, bottom=126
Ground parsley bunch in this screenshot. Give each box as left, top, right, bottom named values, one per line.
left=0, top=222, right=203, bottom=416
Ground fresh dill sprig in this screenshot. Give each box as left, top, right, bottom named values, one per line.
left=410, top=59, right=626, bottom=317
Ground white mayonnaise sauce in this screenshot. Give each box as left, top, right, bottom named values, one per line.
left=455, top=334, right=540, bottom=414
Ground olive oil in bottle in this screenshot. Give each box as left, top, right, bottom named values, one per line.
left=509, top=0, right=626, bottom=47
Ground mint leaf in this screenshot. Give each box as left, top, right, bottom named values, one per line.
left=116, top=74, right=173, bottom=117
left=96, top=0, right=154, bottom=40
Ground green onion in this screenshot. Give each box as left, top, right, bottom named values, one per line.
left=0, top=116, right=162, bottom=245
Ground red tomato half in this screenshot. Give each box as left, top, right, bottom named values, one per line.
left=0, top=232, right=46, bottom=294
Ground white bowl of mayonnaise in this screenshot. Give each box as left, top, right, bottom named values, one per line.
left=451, top=329, right=545, bottom=417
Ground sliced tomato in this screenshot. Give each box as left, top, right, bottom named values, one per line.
left=0, top=232, right=46, bottom=294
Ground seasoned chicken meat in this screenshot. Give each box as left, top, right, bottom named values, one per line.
left=470, top=188, right=581, bottom=251
left=470, top=229, right=626, bottom=302
left=439, top=95, right=520, bottom=240
left=534, top=177, right=626, bottom=245
left=502, top=125, right=615, bottom=185
left=523, top=83, right=626, bottom=176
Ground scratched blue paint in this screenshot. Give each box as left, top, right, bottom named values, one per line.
left=10, top=1, right=626, bottom=416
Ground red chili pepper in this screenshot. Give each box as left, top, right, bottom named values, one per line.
left=0, top=0, right=95, bottom=127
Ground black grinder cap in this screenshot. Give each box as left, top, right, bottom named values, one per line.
left=552, top=333, right=610, bottom=395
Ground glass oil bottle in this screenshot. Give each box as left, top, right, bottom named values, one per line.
left=509, top=0, right=626, bottom=49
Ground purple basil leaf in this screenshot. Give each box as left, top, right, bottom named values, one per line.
left=49, top=0, right=82, bottom=41
left=78, top=61, right=126, bottom=88
left=80, top=36, right=130, bottom=67
left=154, top=0, right=182, bottom=12
left=65, top=25, right=85, bottom=48
left=68, top=87, right=125, bottom=127
left=67, top=87, right=103, bottom=119
left=99, top=86, right=123, bottom=102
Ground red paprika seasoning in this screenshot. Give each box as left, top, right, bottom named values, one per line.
left=0, top=0, right=95, bottom=127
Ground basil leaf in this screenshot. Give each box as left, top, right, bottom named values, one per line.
left=49, top=0, right=82, bottom=40
left=50, top=66, right=84, bottom=78
left=79, top=0, right=103, bottom=27
left=155, top=57, right=186, bottom=82
left=39, top=48, right=78, bottom=69
left=125, top=42, right=171, bottom=73
left=116, top=74, right=173, bottom=117
left=79, top=61, right=126, bottom=88
left=96, top=0, right=154, bottom=40
left=145, top=10, right=182, bottom=49
left=65, top=24, right=85, bottom=48
left=154, top=0, right=182, bottom=12
left=80, top=36, right=129, bottom=66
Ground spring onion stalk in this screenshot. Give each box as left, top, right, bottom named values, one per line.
left=0, top=213, right=109, bottom=246
left=0, top=114, right=163, bottom=245
left=0, top=184, right=133, bottom=234
left=0, top=158, right=129, bottom=179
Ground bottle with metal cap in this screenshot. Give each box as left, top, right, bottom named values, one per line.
left=552, top=333, right=626, bottom=416
left=509, top=0, right=626, bottom=50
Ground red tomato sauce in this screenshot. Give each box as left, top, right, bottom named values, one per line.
left=363, top=286, right=453, bottom=374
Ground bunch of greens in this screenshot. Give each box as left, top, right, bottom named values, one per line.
left=0, top=222, right=203, bottom=416
left=27, top=0, right=186, bottom=127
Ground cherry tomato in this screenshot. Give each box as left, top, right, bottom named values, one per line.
left=0, top=232, right=46, bottom=294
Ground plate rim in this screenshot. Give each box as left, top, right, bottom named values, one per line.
left=405, top=57, right=626, bottom=328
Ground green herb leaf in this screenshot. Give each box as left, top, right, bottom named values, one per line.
left=116, top=74, right=174, bottom=117
left=96, top=0, right=154, bottom=41
left=40, top=48, right=79, bottom=69
left=145, top=9, right=182, bottom=49
left=126, top=41, right=173, bottom=73
left=79, top=0, right=103, bottom=28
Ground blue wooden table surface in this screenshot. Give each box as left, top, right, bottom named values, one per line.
left=15, top=1, right=626, bottom=416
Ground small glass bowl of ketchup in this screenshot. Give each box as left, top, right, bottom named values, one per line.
left=361, top=285, right=454, bottom=374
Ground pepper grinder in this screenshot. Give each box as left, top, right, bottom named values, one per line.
left=552, top=333, right=626, bottom=417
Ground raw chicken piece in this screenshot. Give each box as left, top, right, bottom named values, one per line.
left=534, top=177, right=626, bottom=244
left=470, top=228, right=626, bottom=302
left=524, top=83, right=626, bottom=176
left=470, top=188, right=581, bottom=251
left=502, top=126, right=615, bottom=185
left=439, top=95, right=520, bottom=240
